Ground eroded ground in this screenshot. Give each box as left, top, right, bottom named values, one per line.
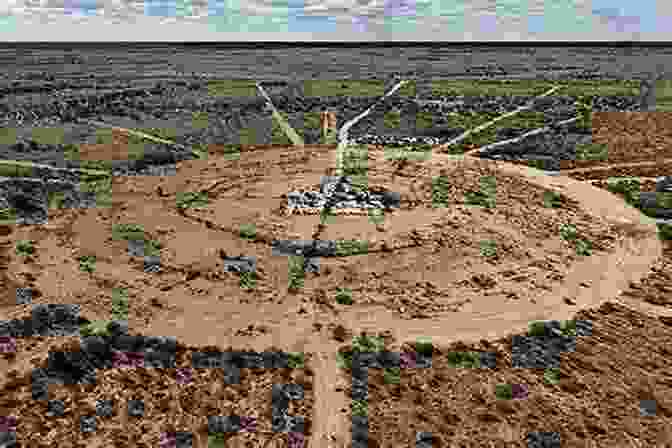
left=0, top=139, right=670, bottom=447
left=0, top=76, right=671, bottom=448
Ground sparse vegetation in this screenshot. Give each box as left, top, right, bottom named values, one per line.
left=271, top=110, right=298, bottom=145
left=495, top=383, right=514, bottom=400
left=368, top=208, right=385, bottom=225
left=287, top=352, right=305, bottom=369
left=415, top=110, right=434, bottom=129
left=383, top=109, right=402, bottom=129
left=112, top=223, right=145, bottom=241
left=143, top=239, right=162, bottom=257
left=78, top=255, right=96, bottom=273
left=559, top=223, right=578, bottom=242
left=341, top=145, right=369, bottom=177
left=415, top=337, right=433, bottom=357
left=239, top=271, right=256, bottom=290
left=319, top=205, right=336, bottom=225
left=287, top=255, right=305, bottom=292
left=48, top=191, right=66, bottom=209
left=544, top=367, right=561, bottom=385
left=15, top=239, right=35, bottom=256
left=480, top=239, right=498, bottom=258
left=658, top=223, right=672, bottom=241
left=207, top=79, right=258, bottom=97
left=190, top=142, right=209, bottom=160
left=0, top=162, right=34, bottom=178
left=79, top=319, right=112, bottom=337
left=0, top=207, right=17, bottom=223
left=304, top=79, right=386, bottom=97
left=543, top=191, right=563, bottom=208
left=207, top=432, right=227, bottom=448
left=353, top=334, right=385, bottom=353
left=447, top=351, right=481, bottom=369
left=239, top=223, right=256, bottom=240
left=351, top=399, right=368, bottom=417
left=575, top=238, right=593, bottom=256
left=335, top=287, right=353, bottom=305
left=432, top=175, right=450, bottom=208
left=528, top=319, right=577, bottom=337
left=335, top=239, right=369, bottom=256
left=384, top=367, right=401, bottom=384
left=465, top=176, right=498, bottom=209
left=176, top=191, right=209, bottom=209
left=576, top=142, right=608, bottom=161
left=111, top=288, right=129, bottom=321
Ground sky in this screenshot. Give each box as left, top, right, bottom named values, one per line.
left=0, top=0, right=669, bottom=41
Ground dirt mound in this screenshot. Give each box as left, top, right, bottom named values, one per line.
left=0, top=144, right=665, bottom=447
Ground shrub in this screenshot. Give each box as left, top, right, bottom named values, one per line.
left=447, top=351, right=480, bottom=368
left=78, top=255, right=96, bottom=273
left=15, top=239, right=34, bottom=256
left=384, top=367, right=401, bottom=384
left=351, top=400, right=368, bottom=417
left=335, top=287, right=353, bottom=305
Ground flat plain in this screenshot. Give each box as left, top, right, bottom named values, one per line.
left=0, top=69, right=671, bottom=448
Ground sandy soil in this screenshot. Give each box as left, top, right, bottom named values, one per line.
left=1, top=134, right=670, bottom=447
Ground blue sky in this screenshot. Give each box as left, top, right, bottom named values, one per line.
left=0, top=0, right=669, bottom=41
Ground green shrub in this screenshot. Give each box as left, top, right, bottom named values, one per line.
left=432, top=175, right=450, bottom=208
left=447, top=351, right=481, bottom=369
left=559, top=223, right=578, bottom=241
left=336, top=287, right=353, bottom=305
left=560, top=319, right=577, bottom=336
left=287, top=352, right=305, bottom=369
left=176, top=191, right=209, bottom=209
left=0, top=207, right=17, bottom=223
left=144, top=239, right=162, bottom=257
left=353, top=334, right=385, bottom=353
left=335, top=239, right=368, bottom=256
left=239, top=271, right=256, bottom=290
left=207, top=432, right=227, bottom=447
left=384, top=109, right=402, bottom=129
left=287, top=255, right=305, bottom=291
left=495, top=383, right=514, bottom=400
left=576, top=142, right=608, bottom=161
left=80, top=319, right=112, bottom=337
left=480, top=240, right=498, bottom=258
left=111, top=288, right=129, bottom=321
left=336, top=351, right=353, bottom=370
left=528, top=320, right=547, bottom=337
left=384, top=367, right=401, bottom=384
left=658, top=223, right=672, bottom=241
left=575, top=238, right=592, bottom=256
left=415, top=337, right=433, bottom=357
left=543, top=191, right=562, bottom=208
left=351, top=400, right=368, bottom=417
left=368, top=208, right=385, bottom=225
left=112, top=223, right=145, bottom=241
left=15, top=239, right=34, bottom=256
left=239, top=223, right=256, bottom=239
left=544, top=367, right=561, bottom=385
left=78, top=255, right=96, bottom=273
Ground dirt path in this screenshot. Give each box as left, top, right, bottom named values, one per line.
left=121, top=147, right=663, bottom=448
left=299, top=152, right=665, bottom=447
left=2, top=83, right=671, bottom=446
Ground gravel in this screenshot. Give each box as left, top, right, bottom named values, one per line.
left=0, top=305, right=593, bottom=447
left=346, top=319, right=592, bottom=448
left=0, top=300, right=309, bottom=443
left=285, top=175, right=400, bottom=211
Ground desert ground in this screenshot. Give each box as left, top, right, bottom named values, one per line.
left=0, top=72, right=671, bottom=448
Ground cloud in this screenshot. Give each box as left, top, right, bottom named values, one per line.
left=0, top=0, right=667, bottom=40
